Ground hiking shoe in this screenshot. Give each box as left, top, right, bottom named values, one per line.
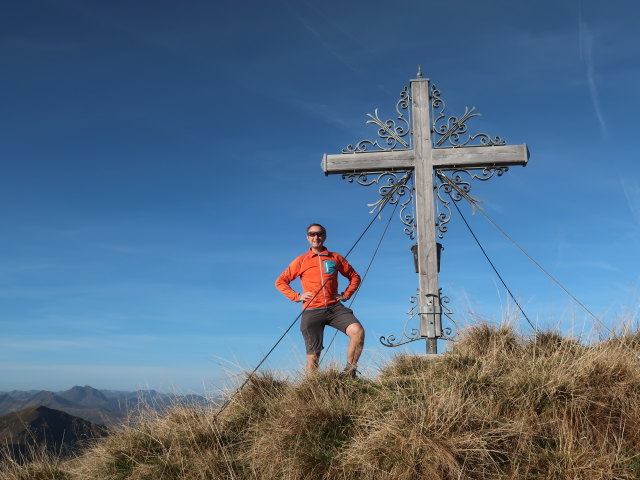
left=339, top=363, right=358, bottom=379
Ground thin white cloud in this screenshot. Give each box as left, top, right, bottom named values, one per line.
left=296, top=16, right=362, bottom=78
left=0, top=262, right=59, bottom=275
left=290, top=1, right=402, bottom=94
left=291, top=98, right=358, bottom=131
left=578, top=8, right=607, bottom=138
left=621, top=177, right=640, bottom=226
left=0, top=338, right=88, bottom=350
left=559, top=260, right=620, bottom=273
left=58, top=1, right=214, bottom=66
left=0, top=333, right=268, bottom=352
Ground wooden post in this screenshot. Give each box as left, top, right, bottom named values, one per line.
left=411, top=76, right=441, bottom=353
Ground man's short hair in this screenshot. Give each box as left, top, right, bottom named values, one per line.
left=306, top=223, right=326, bottom=235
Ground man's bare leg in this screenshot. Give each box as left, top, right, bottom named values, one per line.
left=306, top=353, right=320, bottom=374
left=345, top=323, right=365, bottom=366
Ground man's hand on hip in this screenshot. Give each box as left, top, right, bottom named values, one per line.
left=299, top=291, right=314, bottom=302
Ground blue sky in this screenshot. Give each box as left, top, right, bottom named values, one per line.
left=1, top=0, right=639, bottom=393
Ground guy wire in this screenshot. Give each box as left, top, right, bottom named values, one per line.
left=449, top=192, right=536, bottom=332
left=320, top=198, right=400, bottom=365
left=446, top=175, right=640, bottom=359
left=214, top=174, right=408, bottom=419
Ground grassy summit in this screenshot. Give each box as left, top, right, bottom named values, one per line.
left=3, top=323, right=640, bottom=479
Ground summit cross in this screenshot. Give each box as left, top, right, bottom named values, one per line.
left=321, top=69, right=529, bottom=354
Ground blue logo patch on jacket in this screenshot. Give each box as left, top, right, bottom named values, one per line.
left=323, top=260, right=336, bottom=274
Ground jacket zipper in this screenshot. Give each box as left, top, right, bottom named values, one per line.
left=318, top=255, right=327, bottom=308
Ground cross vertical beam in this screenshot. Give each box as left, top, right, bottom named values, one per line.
left=411, top=75, right=441, bottom=353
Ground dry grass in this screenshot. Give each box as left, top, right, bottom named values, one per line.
left=2, top=324, right=640, bottom=479
left=0, top=445, right=71, bottom=480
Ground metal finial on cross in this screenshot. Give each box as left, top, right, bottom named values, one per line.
left=320, top=71, right=529, bottom=354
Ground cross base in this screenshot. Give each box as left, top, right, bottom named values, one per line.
left=426, top=337, right=438, bottom=354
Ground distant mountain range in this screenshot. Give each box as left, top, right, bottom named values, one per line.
left=0, top=405, right=108, bottom=461
left=0, top=386, right=211, bottom=427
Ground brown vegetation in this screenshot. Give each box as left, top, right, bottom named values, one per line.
left=2, top=323, right=640, bottom=479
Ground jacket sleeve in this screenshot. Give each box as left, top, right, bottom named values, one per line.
left=275, top=257, right=301, bottom=302
left=337, top=255, right=361, bottom=300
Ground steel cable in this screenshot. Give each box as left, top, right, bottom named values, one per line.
left=320, top=199, right=399, bottom=365
left=214, top=176, right=408, bottom=418
left=448, top=180, right=640, bottom=359
left=449, top=193, right=536, bottom=332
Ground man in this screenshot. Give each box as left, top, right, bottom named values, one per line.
left=275, top=223, right=365, bottom=377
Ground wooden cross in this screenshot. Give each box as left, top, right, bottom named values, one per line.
left=321, top=70, right=529, bottom=353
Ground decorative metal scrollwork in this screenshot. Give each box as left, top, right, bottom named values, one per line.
left=440, top=291, right=459, bottom=341
left=379, top=295, right=422, bottom=347
left=431, top=84, right=506, bottom=148
left=342, top=171, right=416, bottom=239
left=342, top=86, right=411, bottom=153
left=434, top=168, right=508, bottom=239
left=379, top=289, right=457, bottom=347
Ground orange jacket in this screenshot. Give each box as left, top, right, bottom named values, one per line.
left=275, top=248, right=361, bottom=310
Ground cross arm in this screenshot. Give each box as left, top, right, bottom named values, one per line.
left=321, top=144, right=529, bottom=175
left=321, top=150, right=415, bottom=175
left=433, top=144, right=529, bottom=169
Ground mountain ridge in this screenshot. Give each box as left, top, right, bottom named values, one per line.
left=0, top=386, right=209, bottom=426
left=0, top=405, right=108, bottom=461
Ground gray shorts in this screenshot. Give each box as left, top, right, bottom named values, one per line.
left=300, top=303, right=361, bottom=355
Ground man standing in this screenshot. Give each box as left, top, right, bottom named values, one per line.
left=275, top=223, right=365, bottom=377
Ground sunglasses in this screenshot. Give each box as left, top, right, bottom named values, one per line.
left=307, top=231, right=325, bottom=237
